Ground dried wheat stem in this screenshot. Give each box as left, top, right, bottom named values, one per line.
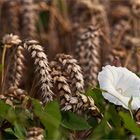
left=55, top=53, right=84, bottom=96
left=26, top=127, right=44, bottom=140
left=23, top=40, right=53, bottom=104
left=76, top=25, right=101, bottom=89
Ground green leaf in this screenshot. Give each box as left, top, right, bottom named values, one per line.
left=136, top=73, right=140, bottom=78
left=90, top=116, right=111, bottom=139
left=32, top=99, right=61, bottom=139
left=106, top=104, right=122, bottom=128
left=61, top=111, right=91, bottom=130
left=44, top=100, right=61, bottom=129
left=88, top=117, right=98, bottom=129
left=13, top=122, right=26, bottom=140
left=4, top=128, right=15, bottom=135
left=0, top=100, right=16, bottom=123
left=119, top=112, right=140, bottom=136
left=85, top=88, right=105, bottom=111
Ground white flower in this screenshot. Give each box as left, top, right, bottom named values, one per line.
left=98, top=65, right=140, bottom=110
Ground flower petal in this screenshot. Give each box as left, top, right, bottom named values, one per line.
left=98, top=65, right=140, bottom=110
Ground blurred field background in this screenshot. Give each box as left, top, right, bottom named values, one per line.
left=0, top=0, right=140, bottom=139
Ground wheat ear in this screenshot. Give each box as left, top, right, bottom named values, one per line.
left=50, top=60, right=74, bottom=110
left=2, top=34, right=22, bottom=90
left=51, top=55, right=98, bottom=114
left=20, top=0, right=38, bottom=39
left=0, top=86, right=28, bottom=107
left=4, top=1, right=20, bottom=35
left=76, top=25, right=101, bottom=89
left=23, top=40, right=53, bottom=104
left=55, top=53, right=84, bottom=96
left=26, top=127, right=44, bottom=140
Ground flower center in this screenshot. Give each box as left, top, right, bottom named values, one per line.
left=116, top=88, right=124, bottom=95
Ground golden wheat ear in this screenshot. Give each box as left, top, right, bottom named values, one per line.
left=26, top=127, right=44, bottom=140
left=0, top=86, right=29, bottom=108
left=50, top=60, right=72, bottom=97
left=1, top=34, right=22, bottom=91
left=51, top=54, right=99, bottom=115
left=50, top=60, right=73, bottom=110
left=55, top=53, right=84, bottom=96
left=23, top=40, right=53, bottom=104
left=75, top=25, right=101, bottom=89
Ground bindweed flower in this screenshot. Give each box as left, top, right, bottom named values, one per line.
left=98, top=65, right=140, bottom=110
